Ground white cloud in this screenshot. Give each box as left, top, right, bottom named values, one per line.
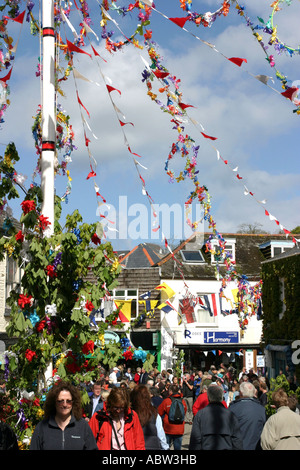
left=1, top=1, right=299, bottom=248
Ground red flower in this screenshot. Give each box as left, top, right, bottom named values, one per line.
left=39, top=214, right=50, bottom=230
left=21, top=200, right=36, bottom=214
left=18, top=294, right=33, bottom=309
left=36, top=320, right=46, bottom=332
left=15, top=230, right=24, bottom=242
left=25, top=349, right=37, bottom=362
left=123, top=349, right=133, bottom=361
left=85, top=301, right=94, bottom=312
left=46, top=265, right=56, bottom=278
left=91, top=233, right=101, bottom=245
left=82, top=340, right=94, bottom=355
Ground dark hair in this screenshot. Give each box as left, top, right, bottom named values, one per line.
left=169, top=384, right=179, bottom=395
left=44, top=381, right=82, bottom=420
left=106, top=387, right=130, bottom=415
left=130, top=384, right=157, bottom=427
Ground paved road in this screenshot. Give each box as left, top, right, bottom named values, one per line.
left=181, top=422, right=192, bottom=450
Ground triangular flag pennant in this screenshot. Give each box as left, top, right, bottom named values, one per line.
left=114, top=300, right=131, bottom=322
left=281, top=86, right=298, bottom=101
left=157, top=300, right=175, bottom=314
left=107, top=84, right=121, bottom=95
left=4, top=10, right=25, bottom=23
left=77, top=92, right=90, bottom=117
left=169, top=17, right=189, bottom=28
left=153, top=70, right=169, bottom=79
left=0, top=68, right=12, bottom=84
left=228, top=57, right=247, bottom=67
left=67, top=39, right=92, bottom=58
left=179, top=103, right=195, bottom=110
left=201, top=132, right=217, bottom=141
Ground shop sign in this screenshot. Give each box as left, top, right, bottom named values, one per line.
left=204, top=331, right=239, bottom=344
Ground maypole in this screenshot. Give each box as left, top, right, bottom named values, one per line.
left=39, top=0, right=56, bottom=386
left=40, top=0, right=55, bottom=237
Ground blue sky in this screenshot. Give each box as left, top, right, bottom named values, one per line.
left=2, top=0, right=300, bottom=250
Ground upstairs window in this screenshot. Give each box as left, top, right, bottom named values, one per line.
left=210, top=239, right=236, bottom=264
left=181, top=250, right=205, bottom=263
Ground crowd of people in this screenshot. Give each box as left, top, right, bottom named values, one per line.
left=1, top=362, right=300, bottom=451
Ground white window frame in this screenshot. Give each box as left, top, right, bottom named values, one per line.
left=271, top=242, right=294, bottom=258
left=210, top=238, right=236, bottom=264
left=100, top=288, right=139, bottom=321
left=194, top=293, right=219, bottom=326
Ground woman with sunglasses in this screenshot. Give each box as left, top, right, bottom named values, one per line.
left=30, top=381, right=97, bottom=450
left=89, top=387, right=145, bottom=450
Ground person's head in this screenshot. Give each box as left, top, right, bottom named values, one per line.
left=106, top=387, right=130, bottom=419
left=272, top=388, right=289, bottom=409
left=259, top=381, right=267, bottom=392
left=239, top=381, right=256, bottom=398
left=92, top=381, right=102, bottom=397
left=169, top=384, right=179, bottom=396
left=130, top=384, right=151, bottom=408
left=146, top=378, right=154, bottom=387
left=44, top=381, right=82, bottom=420
left=288, top=395, right=299, bottom=412
left=130, top=384, right=156, bottom=427
left=207, top=384, right=224, bottom=403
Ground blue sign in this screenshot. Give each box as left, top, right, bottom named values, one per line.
left=204, top=331, right=239, bottom=344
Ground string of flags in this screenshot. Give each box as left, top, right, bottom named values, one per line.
left=1, top=1, right=298, bottom=334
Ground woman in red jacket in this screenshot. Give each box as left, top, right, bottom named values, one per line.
left=89, top=387, right=145, bottom=450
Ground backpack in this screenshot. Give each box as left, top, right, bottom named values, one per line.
left=168, top=397, right=185, bottom=424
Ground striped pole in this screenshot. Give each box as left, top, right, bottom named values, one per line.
left=40, top=0, right=55, bottom=237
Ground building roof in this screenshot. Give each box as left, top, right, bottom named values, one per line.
left=154, top=232, right=296, bottom=281
left=118, top=243, right=166, bottom=268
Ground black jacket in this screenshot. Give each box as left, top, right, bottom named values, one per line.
left=30, top=414, right=97, bottom=450
left=189, top=402, right=243, bottom=450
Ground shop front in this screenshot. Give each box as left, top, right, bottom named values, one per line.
left=161, top=324, right=263, bottom=376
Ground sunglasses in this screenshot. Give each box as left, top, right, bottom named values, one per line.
left=56, top=399, right=73, bottom=406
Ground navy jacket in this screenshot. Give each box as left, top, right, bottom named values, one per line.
left=30, top=415, right=97, bottom=450
left=229, top=397, right=266, bottom=450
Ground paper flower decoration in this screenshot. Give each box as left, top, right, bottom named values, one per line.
left=18, top=294, right=33, bottom=309
left=123, top=348, right=133, bottom=361
left=25, top=349, right=37, bottom=362
left=29, top=311, right=40, bottom=327
left=82, top=340, right=94, bottom=355
left=21, top=200, right=36, bottom=214
left=133, top=347, right=147, bottom=362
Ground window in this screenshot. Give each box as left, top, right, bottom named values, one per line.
left=210, top=239, right=236, bottom=264
left=259, top=240, right=294, bottom=259
left=195, top=294, right=218, bottom=325
left=181, top=250, right=205, bottom=263
left=97, top=289, right=139, bottom=321
left=5, top=256, right=21, bottom=299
